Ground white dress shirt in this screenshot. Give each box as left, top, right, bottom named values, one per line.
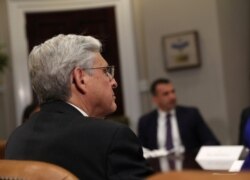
left=157, top=109, right=184, bottom=171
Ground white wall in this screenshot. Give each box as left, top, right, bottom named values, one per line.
left=134, top=0, right=250, bottom=144
left=217, top=0, right=250, bottom=143
left=0, top=0, right=16, bottom=138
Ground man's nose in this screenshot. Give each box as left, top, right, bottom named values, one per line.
left=111, top=78, right=118, bottom=89
left=170, top=92, right=176, bottom=99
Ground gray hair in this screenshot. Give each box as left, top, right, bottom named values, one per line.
left=28, top=34, right=102, bottom=103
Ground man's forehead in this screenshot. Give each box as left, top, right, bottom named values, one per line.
left=94, top=53, right=108, bottom=66
left=157, top=83, right=174, bottom=90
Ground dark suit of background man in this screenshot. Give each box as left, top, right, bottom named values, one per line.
left=239, top=107, right=250, bottom=170
left=5, top=34, right=153, bottom=180
left=138, top=78, right=220, bottom=170
left=239, top=107, right=250, bottom=146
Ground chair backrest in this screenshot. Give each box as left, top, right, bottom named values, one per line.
left=0, top=140, right=6, bottom=159
left=147, top=171, right=250, bottom=180
left=0, top=160, right=79, bottom=180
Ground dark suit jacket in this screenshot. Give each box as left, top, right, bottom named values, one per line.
left=239, top=107, right=250, bottom=145
left=5, top=101, right=153, bottom=180
left=242, top=153, right=250, bottom=170
left=138, top=106, right=220, bottom=154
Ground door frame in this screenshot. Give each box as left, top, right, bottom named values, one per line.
left=7, top=0, right=141, bottom=131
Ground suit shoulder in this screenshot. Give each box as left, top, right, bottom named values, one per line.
left=177, top=105, right=199, bottom=112
left=75, top=116, right=129, bottom=133
left=139, top=110, right=157, bottom=122
left=241, top=107, right=250, bottom=116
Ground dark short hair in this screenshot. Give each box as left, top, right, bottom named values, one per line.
left=150, top=78, right=171, bottom=96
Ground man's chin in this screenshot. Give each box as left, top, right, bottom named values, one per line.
left=111, top=103, right=117, bottom=112
left=106, top=103, right=117, bottom=115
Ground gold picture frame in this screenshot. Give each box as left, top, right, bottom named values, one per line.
left=162, top=31, right=201, bottom=71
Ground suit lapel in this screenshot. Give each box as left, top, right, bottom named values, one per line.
left=151, top=110, right=158, bottom=149
left=176, top=106, right=185, bottom=143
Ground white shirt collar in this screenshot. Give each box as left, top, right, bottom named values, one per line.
left=158, top=109, right=176, bottom=118
left=67, top=102, right=89, bottom=117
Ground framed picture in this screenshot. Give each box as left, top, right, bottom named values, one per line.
left=162, top=31, right=201, bottom=71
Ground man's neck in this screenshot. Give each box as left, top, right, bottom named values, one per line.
left=67, top=102, right=89, bottom=117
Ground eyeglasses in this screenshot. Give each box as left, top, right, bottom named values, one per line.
left=83, top=65, right=115, bottom=80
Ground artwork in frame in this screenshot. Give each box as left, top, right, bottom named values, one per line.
left=162, top=31, right=201, bottom=71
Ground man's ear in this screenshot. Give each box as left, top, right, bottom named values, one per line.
left=71, top=67, right=87, bottom=94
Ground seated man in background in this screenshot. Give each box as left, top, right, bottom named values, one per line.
left=240, top=108, right=250, bottom=170
left=138, top=78, right=220, bottom=171
left=239, top=107, right=250, bottom=146
left=5, top=34, right=153, bottom=180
